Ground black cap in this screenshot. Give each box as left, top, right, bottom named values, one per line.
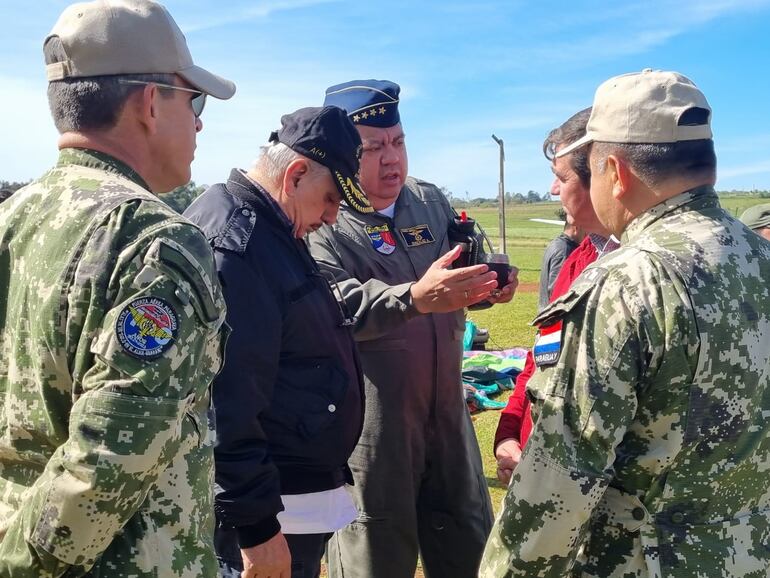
left=324, top=79, right=400, bottom=128
left=270, top=106, right=373, bottom=214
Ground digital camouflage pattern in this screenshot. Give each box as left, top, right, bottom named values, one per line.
left=0, top=149, right=227, bottom=577
left=481, top=186, right=770, bottom=577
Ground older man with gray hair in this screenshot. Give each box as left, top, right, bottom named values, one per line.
left=185, top=106, right=370, bottom=578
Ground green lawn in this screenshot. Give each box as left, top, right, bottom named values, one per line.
left=467, top=203, right=563, bottom=285
left=719, top=195, right=770, bottom=217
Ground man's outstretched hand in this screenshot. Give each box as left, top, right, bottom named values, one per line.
left=410, top=245, right=499, bottom=313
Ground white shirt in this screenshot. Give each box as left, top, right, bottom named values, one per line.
left=277, top=486, right=357, bottom=535
left=378, top=202, right=396, bottom=219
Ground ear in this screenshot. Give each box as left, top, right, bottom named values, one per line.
left=282, top=158, right=310, bottom=197
left=606, top=154, right=631, bottom=201
left=134, top=84, right=160, bottom=134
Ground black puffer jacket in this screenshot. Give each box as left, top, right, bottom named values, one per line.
left=184, top=169, right=364, bottom=559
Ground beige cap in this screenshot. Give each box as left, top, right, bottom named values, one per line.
left=45, top=0, right=235, bottom=99
left=556, top=69, right=711, bottom=158
left=739, top=203, right=770, bottom=230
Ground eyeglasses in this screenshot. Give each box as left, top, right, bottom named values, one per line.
left=118, top=79, right=207, bottom=118
left=314, top=270, right=358, bottom=328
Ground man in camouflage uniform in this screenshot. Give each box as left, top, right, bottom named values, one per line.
left=0, top=1, right=235, bottom=576
left=481, top=69, right=770, bottom=577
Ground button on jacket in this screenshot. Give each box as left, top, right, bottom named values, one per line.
left=184, top=169, right=364, bottom=562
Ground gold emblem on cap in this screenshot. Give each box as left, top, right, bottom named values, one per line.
left=353, top=114, right=361, bottom=123
left=335, top=171, right=373, bottom=213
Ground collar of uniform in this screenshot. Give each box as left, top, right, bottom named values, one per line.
left=588, top=233, right=609, bottom=251
left=588, top=233, right=621, bottom=256
left=57, top=148, right=150, bottom=190
left=225, top=168, right=294, bottom=234
left=353, top=182, right=411, bottom=218
left=621, top=185, right=718, bottom=245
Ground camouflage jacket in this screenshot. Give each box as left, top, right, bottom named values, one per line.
left=481, top=186, right=770, bottom=577
left=0, top=149, right=226, bottom=577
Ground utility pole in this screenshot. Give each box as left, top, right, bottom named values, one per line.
left=491, top=134, right=506, bottom=254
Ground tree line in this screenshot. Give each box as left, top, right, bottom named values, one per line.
left=1, top=180, right=206, bottom=213
left=439, top=186, right=770, bottom=208
left=3, top=179, right=770, bottom=212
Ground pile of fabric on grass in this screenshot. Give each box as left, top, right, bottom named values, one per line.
left=462, top=322, right=527, bottom=412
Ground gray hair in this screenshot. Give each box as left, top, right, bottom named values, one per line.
left=44, top=36, right=176, bottom=133
left=253, top=142, right=326, bottom=188
left=591, top=140, right=716, bottom=189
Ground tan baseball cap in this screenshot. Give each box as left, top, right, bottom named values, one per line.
left=45, top=0, right=235, bottom=100
left=556, top=69, right=711, bottom=158
left=740, top=203, right=770, bottom=230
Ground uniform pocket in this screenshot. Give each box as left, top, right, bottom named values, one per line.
left=28, top=391, right=192, bottom=567
left=268, top=358, right=349, bottom=439
left=657, top=508, right=770, bottom=575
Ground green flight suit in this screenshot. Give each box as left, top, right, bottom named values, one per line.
left=308, top=177, right=493, bottom=578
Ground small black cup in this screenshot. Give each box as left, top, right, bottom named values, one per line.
left=480, top=253, right=512, bottom=289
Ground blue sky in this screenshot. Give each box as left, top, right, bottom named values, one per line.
left=2, top=0, right=770, bottom=197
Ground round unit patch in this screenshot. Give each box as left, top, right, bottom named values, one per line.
left=116, top=297, right=179, bottom=359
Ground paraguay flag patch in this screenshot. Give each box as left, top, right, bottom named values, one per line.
left=533, top=320, right=563, bottom=367
left=366, top=224, right=397, bottom=255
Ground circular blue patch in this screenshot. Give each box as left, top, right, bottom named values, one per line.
left=115, top=297, right=179, bottom=359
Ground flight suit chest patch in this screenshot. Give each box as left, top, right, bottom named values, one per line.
left=399, top=224, right=435, bottom=247
left=365, top=224, right=397, bottom=255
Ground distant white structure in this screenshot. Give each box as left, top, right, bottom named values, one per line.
left=530, top=218, right=566, bottom=226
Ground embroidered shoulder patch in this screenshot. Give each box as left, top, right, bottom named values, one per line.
left=399, top=224, right=435, bottom=247
left=366, top=224, right=397, bottom=255
left=533, top=320, right=563, bottom=367
left=116, top=297, right=179, bottom=359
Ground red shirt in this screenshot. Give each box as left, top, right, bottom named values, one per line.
left=493, top=236, right=599, bottom=450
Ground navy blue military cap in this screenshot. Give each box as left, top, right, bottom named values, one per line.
left=270, top=106, right=373, bottom=214
left=323, top=79, right=400, bottom=128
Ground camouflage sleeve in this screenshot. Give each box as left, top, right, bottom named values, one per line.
left=0, top=220, right=225, bottom=576
left=307, top=226, right=420, bottom=342
left=481, top=263, right=658, bottom=577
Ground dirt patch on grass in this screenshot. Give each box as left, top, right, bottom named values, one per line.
left=516, top=282, right=539, bottom=293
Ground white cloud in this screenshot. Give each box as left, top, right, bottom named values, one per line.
left=178, top=0, right=343, bottom=33
left=719, top=160, right=770, bottom=180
